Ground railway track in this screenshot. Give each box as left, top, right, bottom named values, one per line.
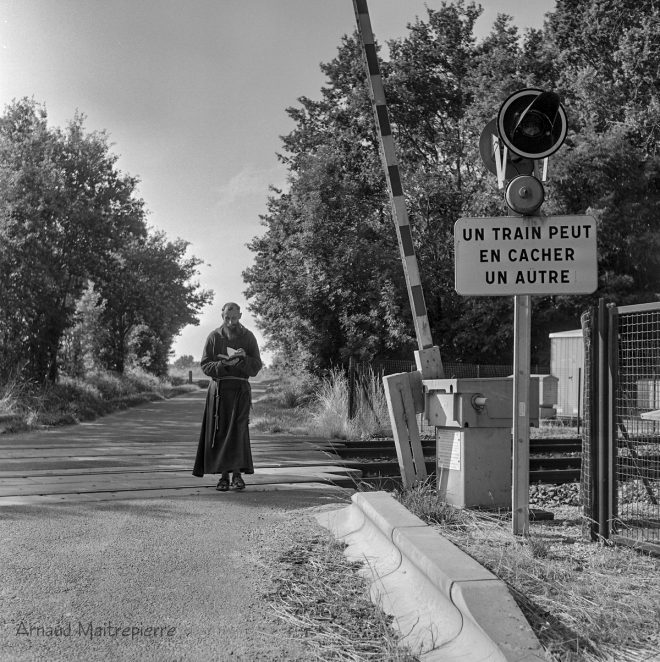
left=326, top=436, right=584, bottom=484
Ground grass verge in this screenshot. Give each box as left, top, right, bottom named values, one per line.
left=0, top=369, right=198, bottom=433
left=396, top=481, right=660, bottom=661
left=262, top=512, right=419, bottom=662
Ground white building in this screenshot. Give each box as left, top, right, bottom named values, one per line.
left=549, top=329, right=584, bottom=420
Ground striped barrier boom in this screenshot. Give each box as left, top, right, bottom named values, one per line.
left=353, top=0, right=434, bottom=351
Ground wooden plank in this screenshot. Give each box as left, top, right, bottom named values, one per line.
left=407, top=370, right=425, bottom=414
left=383, top=373, right=427, bottom=487
left=383, top=374, right=415, bottom=487
left=400, top=380, right=428, bottom=483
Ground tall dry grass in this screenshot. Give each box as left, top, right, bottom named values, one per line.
left=250, top=368, right=392, bottom=439
left=309, top=367, right=391, bottom=440
left=397, top=482, right=660, bottom=661
left=265, top=523, right=419, bottom=661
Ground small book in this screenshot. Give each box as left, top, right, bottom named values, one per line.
left=215, top=347, right=241, bottom=362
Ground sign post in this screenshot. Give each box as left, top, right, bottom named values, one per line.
left=454, top=213, right=597, bottom=534
left=512, top=294, right=531, bottom=535
left=459, top=88, right=590, bottom=535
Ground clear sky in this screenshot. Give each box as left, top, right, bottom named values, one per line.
left=0, top=0, right=555, bottom=365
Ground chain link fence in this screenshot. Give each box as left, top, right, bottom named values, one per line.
left=581, top=300, right=660, bottom=552
left=614, top=305, right=660, bottom=551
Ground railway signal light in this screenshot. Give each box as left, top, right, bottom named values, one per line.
left=480, top=88, right=568, bottom=214
left=497, top=89, right=567, bottom=160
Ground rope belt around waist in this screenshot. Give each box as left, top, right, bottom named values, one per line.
left=212, top=377, right=250, bottom=440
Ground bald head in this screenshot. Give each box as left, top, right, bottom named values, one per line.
left=222, top=302, right=241, bottom=314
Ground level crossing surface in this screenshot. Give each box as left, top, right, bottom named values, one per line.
left=0, top=386, right=355, bottom=661
left=0, top=387, right=356, bottom=505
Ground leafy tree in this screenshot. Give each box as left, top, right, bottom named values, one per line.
left=0, top=99, right=145, bottom=382
left=244, top=1, right=660, bottom=369
left=546, top=0, right=660, bottom=152
left=386, top=5, right=529, bottom=364
left=59, top=283, right=107, bottom=378
left=172, top=354, right=196, bottom=370
left=93, top=231, right=213, bottom=376
left=244, top=36, right=414, bottom=371
left=0, top=99, right=213, bottom=381
left=529, top=0, right=660, bottom=360
left=545, top=128, right=660, bottom=302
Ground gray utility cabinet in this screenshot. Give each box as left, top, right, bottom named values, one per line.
left=422, top=377, right=539, bottom=508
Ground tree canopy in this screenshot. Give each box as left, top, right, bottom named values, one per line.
left=0, top=99, right=213, bottom=382
left=244, top=0, right=660, bottom=371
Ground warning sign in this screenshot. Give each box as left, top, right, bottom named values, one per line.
left=454, top=215, right=598, bottom=296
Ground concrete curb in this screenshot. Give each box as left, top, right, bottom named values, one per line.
left=315, top=491, right=545, bottom=662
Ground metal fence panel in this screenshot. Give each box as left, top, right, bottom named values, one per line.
left=613, top=305, right=660, bottom=550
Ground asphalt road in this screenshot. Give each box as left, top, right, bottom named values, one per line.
left=0, top=387, right=354, bottom=661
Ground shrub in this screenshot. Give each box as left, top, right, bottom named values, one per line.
left=123, top=367, right=166, bottom=394
left=270, top=370, right=320, bottom=408
left=0, top=375, right=28, bottom=415
left=85, top=371, right=126, bottom=399
left=0, top=368, right=181, bottom=432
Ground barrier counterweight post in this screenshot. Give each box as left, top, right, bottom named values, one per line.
left=352, top=0, right=441, bottom=374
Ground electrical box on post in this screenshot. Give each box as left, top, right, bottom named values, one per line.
left=422, top=377, right=539, bottom=508
left=423, top=377, right=539, bottom=428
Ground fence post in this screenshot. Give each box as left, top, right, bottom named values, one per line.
left=597, top=298, right=610, bottom=540
left=581, top=307, right=599, bottom=541
left=348, top=356, right=356, bottom=420
left=607, top=304, right=618, bottom=535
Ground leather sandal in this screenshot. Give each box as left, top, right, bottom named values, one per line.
left=231, top=475, right=245, bottom=490
left=216, top=477, right=230, bottom=491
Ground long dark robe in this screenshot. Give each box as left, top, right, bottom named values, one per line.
left=192, top=324, right=262, bottom=477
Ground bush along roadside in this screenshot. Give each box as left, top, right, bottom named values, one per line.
left=0, top=369, right=199, bottom=434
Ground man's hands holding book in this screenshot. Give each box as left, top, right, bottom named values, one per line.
left=216, top=347, right=246, bottom=366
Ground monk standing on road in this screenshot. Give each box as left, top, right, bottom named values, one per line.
left=193, top=302, right=262, bottom=491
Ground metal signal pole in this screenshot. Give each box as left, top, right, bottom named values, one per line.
left=512, top=293, right=531, bottom=535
